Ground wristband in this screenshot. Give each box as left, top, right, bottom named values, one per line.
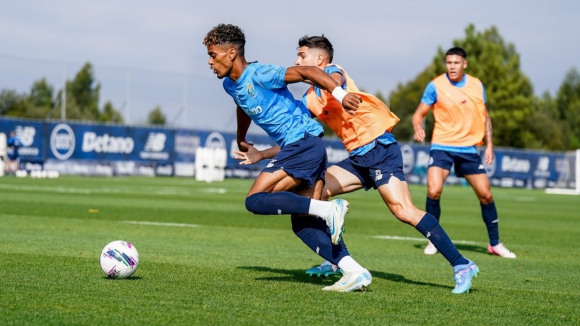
left=331, top=86, right=348, bottom=104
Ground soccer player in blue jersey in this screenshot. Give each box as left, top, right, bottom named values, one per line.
left=236, top=35, right=480, bottom=294
left=412, top=47, right=516, bottom=259
left=6, top=131, right=21, bottom=174
left=203, top=24, right=371, bottom=292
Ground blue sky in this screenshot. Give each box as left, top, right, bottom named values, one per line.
left=0, top=0, right=578, bottom=133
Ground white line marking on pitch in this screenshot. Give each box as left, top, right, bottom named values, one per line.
left=373, top=235, right=480, bottom=245
left=121, top=221, right=200, bottom=228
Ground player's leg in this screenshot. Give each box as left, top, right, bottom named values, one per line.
left=464, top=171, right=516, bottom=258
left=377, top=178, right=478, bottom=293
left=305, top=164, right=365, bottom=277
left=291, top=171, right=369, bottom=290
left=423, top=150, right=453, bottom=254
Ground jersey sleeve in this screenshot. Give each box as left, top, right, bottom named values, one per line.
left=481, top=82, right=487, bottom=104
left=254, top=64, right=288, bottom=90
left=324, top=66, right=346, bottom=88
left=421, top=81, right=437, bottom=105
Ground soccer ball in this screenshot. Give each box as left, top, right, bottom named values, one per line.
left=99, top=240, right=140, bottom=279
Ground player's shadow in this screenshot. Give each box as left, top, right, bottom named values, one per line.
left=237, top=266, right=447, bottom=289
left=412, top=243, right=489, bottom=255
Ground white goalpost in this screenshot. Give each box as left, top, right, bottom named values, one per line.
left=545, top=149, right=580, bottom=195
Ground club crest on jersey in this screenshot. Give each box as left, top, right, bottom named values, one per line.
left=247, top=83, right=256, bottom=98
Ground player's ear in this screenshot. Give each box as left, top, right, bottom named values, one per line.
left=463, top=59, right=468, bottom=69
left=228, top=47, right=237, bottom=60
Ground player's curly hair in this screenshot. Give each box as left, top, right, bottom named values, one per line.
left=298, top=35, right=334, bottom=63
left=203, top=24, right=246, bottom=55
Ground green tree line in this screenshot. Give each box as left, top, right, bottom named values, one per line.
left=387, top=24, right=580, bottom=151
left=0, top=62, right=166, bottom=126
left=2, top=25, right=579, bottom=150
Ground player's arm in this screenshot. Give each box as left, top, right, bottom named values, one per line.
left=483, top=105, right=494, bottom=165
left=285, top=66, right=361, bottom=114
left=236, top=105, right=252, bottom=152
left=234, top=142, right=280, bottom=165
left=412, top=102, right=432, bottom=143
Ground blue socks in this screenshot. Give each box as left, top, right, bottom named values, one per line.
left=481, top=202, right=500, bottom=246
left=291, top=214, right=349, bottom=265
left=426, top=197, right=441, bottom=221
left=415, top=213, right=468, bottom=267
left=245, top=192, right=310, bottom=215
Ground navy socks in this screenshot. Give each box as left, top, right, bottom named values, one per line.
left=415, top=213, right=469, bottom=267
left=245, top=192, right=310, bottom=215
left=481, top=202, right=500, bottom=246
left=426, top=197, right=441, bottom=221
left=291, top=215, right=349, bottom=265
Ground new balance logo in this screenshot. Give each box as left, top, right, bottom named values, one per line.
left=375, top=170, right=383, bottom=181
left=426, top=231, right=431, bottom=238
left=277, top=209, right=282, bottom=215
left=266, top=159, right=277, bottom=168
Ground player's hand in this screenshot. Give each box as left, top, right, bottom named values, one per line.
left=234, top=142, right=261, bottom=165
left=342, top=93, right=362, bottom=115
left=236, top=139, right=253, bottom=152
left=413, top=128, right=426, bottom=142
left=484, top=146, right=494, bottom=165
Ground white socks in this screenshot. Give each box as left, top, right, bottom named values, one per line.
left=338, top=256, right=366, bottom=274
left=308, top=199, right=334, bottom=220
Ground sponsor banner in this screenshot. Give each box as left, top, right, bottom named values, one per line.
left=0, top=118, right=46, bottom=162
left=1, top=117, right=575, bottom=188
left=47, top=122, right=175, bottom=162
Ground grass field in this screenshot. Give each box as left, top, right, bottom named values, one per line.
left=1, top=175, right=579, bottom=325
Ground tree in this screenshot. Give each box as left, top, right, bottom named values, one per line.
left=53, top=62, right=101, bottom=121
left=387, top=24, right=535, bottom=148
left=147, top=106, right=166, bottom=126
left=555, top=67, right=580, bottom=149
left=521, top=92, right=569, bottom=150
left=27, top=78, right=54, bottom=118
left=99, top=101, right=124, bottom=124
left=0, top=89, right=28, bottom=117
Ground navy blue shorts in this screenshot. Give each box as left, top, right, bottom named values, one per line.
left=334, top=142, right=406, bottom=191
left=428, top=150, right=486, bottom=177
left=261, top=133, right=327, bottom=188
left=7, top=150, right=18, bottom=160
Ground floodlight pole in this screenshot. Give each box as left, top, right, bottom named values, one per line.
left=61, top=62, right=67, bottom=121
left=126, top=69, right=132, bottom=125
left=183, top=75, right=188, bottom=128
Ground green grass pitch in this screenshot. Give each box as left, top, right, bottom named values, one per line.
left=1, top=176, right=579, bottom=325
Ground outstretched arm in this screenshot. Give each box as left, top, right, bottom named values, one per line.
left=284, top=66, right=361, bottom=114
left=234, top=142, right=280, bottom=165
left=412, top=102, right=432, bottom=143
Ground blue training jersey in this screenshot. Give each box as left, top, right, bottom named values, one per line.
left=223, top=62, right=323, bottom=147
left=301, top=65, right=396, bottom=157
left=420, top=73, right=485, bottom=154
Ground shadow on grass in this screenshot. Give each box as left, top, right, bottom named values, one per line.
left=101, top=276, right=143, bottom=281
left=412, top=243, right=489, bottom=255
left=238, top=266, right=448, bottom=289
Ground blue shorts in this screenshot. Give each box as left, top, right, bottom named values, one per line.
left=428, top=150, right=486, bottom=177
left=7, top=150, right=18, bottom=160
left=334, top=142, right=406, bottom=191
left=261, top=133, right=327, bottom=188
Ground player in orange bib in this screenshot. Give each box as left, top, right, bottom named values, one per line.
left=236, top=36, right=479, bottom=294
left=412, top=47, right=516, bottom=258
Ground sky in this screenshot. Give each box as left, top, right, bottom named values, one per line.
left=0, top=0, right=578, bottom=134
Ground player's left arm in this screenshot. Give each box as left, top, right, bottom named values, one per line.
left=285, top=66, right=361, bottom=114
left=483, top=105, right=494, bottom=165
left=234, top=142, right=280, bottom=165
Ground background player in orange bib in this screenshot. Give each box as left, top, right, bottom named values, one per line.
left=412, top=47, right=516, bottom=258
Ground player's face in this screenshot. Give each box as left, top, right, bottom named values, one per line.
left=295, top=46, right=323, bottom=68
left=445, top=54, right=467, bottom=82
left=207, top=44, right=234, bottom=79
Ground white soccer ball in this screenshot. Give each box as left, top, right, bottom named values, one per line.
left=99, top=240, right=140, bottom=279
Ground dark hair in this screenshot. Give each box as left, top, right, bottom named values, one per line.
left=445, top=47, right=467, bottom=59
left=203, top=24, right=246, bottom=55
left=298, top=35, right=334, bottom=63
